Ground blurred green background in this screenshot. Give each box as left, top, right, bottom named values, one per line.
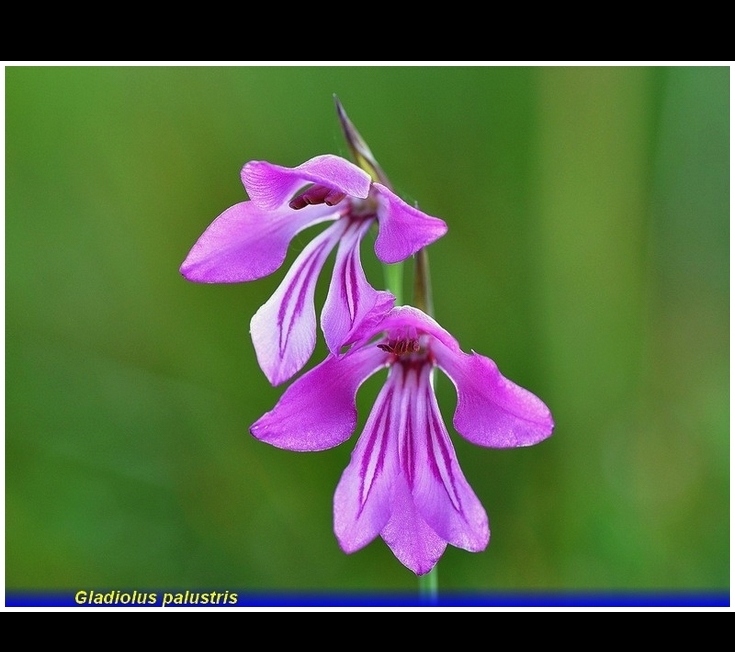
left=5, top=65, right=729, bottom=597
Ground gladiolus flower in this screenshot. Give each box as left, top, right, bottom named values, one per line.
left=250, top=303, right=554, bottom=575
left=180, top=155, right=447, bottom=386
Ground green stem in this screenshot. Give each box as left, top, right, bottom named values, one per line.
left=419, top=566, right=439, bottom=605
left=383, top=261, right=404, bottom=305
left=413, top=248, right=433, bottom=316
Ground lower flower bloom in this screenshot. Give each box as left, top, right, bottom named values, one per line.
left=250, top=304, right=554, bottom=575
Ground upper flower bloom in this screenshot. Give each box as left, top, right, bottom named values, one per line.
left=180, top=154, right=447, bottom=385
left=250, top=303, right=554, bottom=575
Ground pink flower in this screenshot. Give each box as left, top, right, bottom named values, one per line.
left=180, top=155, right=447, bottom=386
left=250, top=304, right=554, bottom=575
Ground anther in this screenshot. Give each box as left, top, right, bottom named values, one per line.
left=377, top=338, right=421, bottom=356
left=289, top=184, right=346, bottom=210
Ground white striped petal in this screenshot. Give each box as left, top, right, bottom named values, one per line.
left=250, top=220, right=347, bottom=386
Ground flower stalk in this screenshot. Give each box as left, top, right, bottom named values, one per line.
left=413, top=246, right=433, bottom=317
left=383, top=262, right=404, bottom=306
left=419, top=564, right=439, bottom=604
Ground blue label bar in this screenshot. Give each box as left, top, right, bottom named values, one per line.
left=4, top=590, right=730, bottom=608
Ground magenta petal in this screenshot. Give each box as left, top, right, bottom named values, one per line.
left=371, top=184, right=448, bottom=264
left=380, top=476, right=447, bottom=576
left=242, top=155, right=372, bottom=210
left=411, top=367, right=489, bottom=552
left=333, top=373, right=399, bottom=553
left=321, top=220, right=395, bottom=355
left=180, top=201, right=338, bottom=283
left=250, top=344, right=387, bottom=452
left=434, top=340, right=554, bottom=448
left=250, top=221, right=346, bottom=385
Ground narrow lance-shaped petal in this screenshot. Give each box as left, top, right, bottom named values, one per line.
left=410, top=364, right=489, bottom=553
left=371, top=183, right=448, bottom=264
left=180, top=201, right=338, bottom=283
left=380, top=477, right=447, bottom=576
left=250, top=220, right=348, bottom=386
left=333, top=367, right=399, bottom=554
left=250, top=344, right=388, bottom=452
left=433, top=338, right=554, bottom=448
left=321, top=219, right=395, bottom=356
left=377, top=363, right=448, bottom=575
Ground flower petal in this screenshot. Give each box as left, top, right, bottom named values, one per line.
left=376, top=364, right=450, bottom=575
left=333, top=369, right=399, bottom=553
left=250, top=344, right=387, bottom=452
left=250, top=221, right=346, bottom=385
left=180, top=201, right=338, bottom=283
left=371, top=183, right=448, bottom=264
left=380, top=476, right=447, bottom=576
left=411, top=365, right=489, bottom=552
left=242, top=155, right=372, bottom=211
left=434, top=340, right=554, bottom=448
left=321, top=220, right=395, bottom=355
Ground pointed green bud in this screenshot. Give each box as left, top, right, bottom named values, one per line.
left=334, top=95, right=392, bottom=189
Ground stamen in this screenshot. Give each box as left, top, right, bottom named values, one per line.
left=289, top=184, right=346, bottom=210
left=324, top=188, right=347, bottom=206
left=377, top=337, right=421, bottom=357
